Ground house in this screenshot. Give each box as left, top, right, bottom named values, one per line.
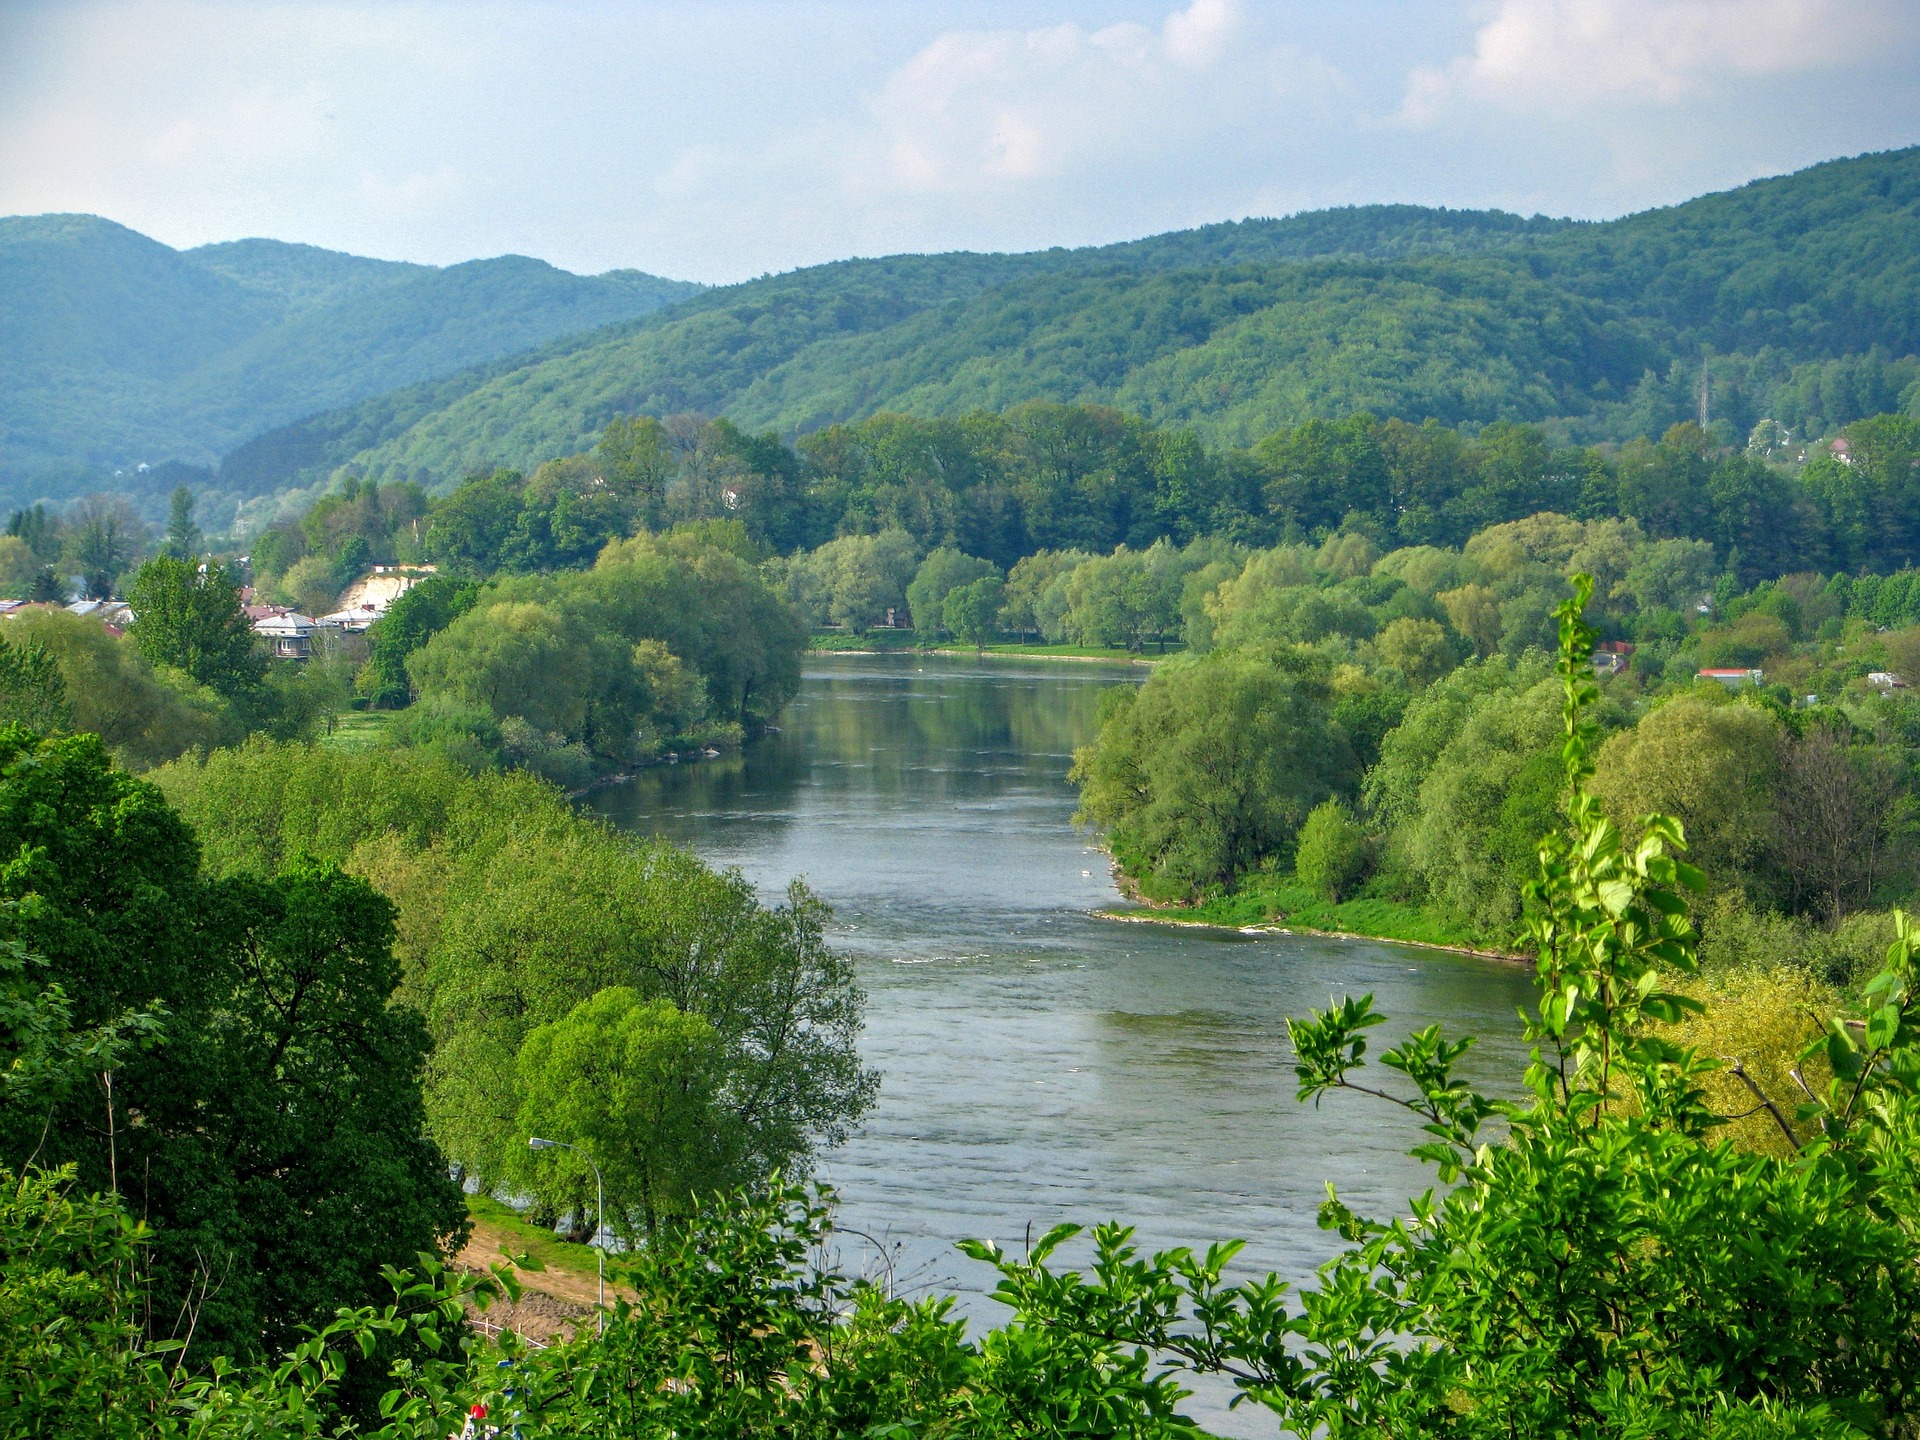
left=1698, top=667, right=1763, bottom=688
left=253, top=611, right=320, bottom=659
left=318, top=602, right=384, bottom=633
left=1868, top=671, right=1908, bottom=691
left=1593, top=640, right=1634, bottom=676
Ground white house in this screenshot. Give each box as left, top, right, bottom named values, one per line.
left=254, top=611, right=320, bottom=659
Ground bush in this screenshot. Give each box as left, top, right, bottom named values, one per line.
left=1294, top=797, right=1370, bottom=900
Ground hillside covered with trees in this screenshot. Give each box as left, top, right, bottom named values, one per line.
left=220, top=146, right=1920, bottom=503
left=0, top=215, right=700, bottom=514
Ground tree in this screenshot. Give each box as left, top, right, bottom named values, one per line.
left=7, top=609, right=226, bottom=769
left=1374, top=615, right=1456, bottom=685
left=1294, top=798, right=1369, bottom=900
left=0, top=633, right=71, bottom=733
left=943, top=575, right=1006, bottom=652
left=0, top=536, right=41, bottom=600
left=1773, top=722, right=1907, bottom=923
left=1591, top=695, right=1780, bottom=893
left=359, top=576, right=479, bottom=708
left=1071, top=650, right=1355, bottom=895
left=161, top=486, right=202, bottom=560
left=61, top=496, right=145, bottom=599
left=423, top=834, right=876, bottom=1218
left=0, top=730, right=467, bottom=1360
left=516, top=987, right=729, bottom=1237
left=906, top=548, right=996, bottom=639
left=127, top=556, right=266, bottom=701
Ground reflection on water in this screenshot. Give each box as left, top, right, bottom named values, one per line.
left=588, top=655, right=1535, bottom=1427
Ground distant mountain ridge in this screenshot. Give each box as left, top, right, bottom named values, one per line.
left=228, top=148, right=1920, bottom=501
left=9, top=147, right=1920, bottom=523
left=0, top=215, right=702, bottom=512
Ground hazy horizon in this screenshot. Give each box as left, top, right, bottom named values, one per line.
left=4, top=0, right=1919, bottom=285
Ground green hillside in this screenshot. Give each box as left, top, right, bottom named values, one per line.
left=253, top=148, right=1920, bottom=495
left=0, top=216, right=702, bottom=506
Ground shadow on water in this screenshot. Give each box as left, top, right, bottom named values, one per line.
left=588, top=654, right=1536, bottom=1434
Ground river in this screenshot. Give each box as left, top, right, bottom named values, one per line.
left=586, top=653, right=1535, bottom=1427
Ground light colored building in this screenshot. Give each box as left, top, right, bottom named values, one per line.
left=254, top=611, right=320, bottom=659
left=1697, top=667, right=1763, bottom=689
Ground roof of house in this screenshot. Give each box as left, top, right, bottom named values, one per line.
left=253, top=611, right=319, bottom=637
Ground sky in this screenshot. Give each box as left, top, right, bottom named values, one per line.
left=2, top=0, right=1918, bottom=285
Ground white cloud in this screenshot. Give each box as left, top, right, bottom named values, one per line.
left=1405, top=0, right=1911, bottom=120
left=855, top=0, right=1318, bottom=195
left=0, top=1, right=1915, bottom=280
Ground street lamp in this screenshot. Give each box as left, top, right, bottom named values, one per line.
left=528, top=1136, right=604, bottom=1330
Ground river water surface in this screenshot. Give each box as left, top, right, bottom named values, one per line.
left=587, top=654, right=1533, bottom=1425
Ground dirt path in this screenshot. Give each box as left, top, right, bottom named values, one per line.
left=455, top=1216, right=601, bottom=1344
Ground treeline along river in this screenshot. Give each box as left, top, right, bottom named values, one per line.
left=587, top=656, right=1533, bottom=1413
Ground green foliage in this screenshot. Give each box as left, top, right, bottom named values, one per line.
left=359, top=576, right=479, bottom=707
left=516, top=987, right=728, bottom=1237
left=127, top=555, right=266, bottom=701
left=162, top=485, right=202, bottom=560
left=0, top=215, right=699, bottom=505
left=210, top=149, right=1920, bottom=509
left=0, top=727, right=467, bottom=1362
left=905, top=547, right=996, bottom=638
left=151, top=739, right=876, bottom=1254
left=944, top=573, right=1006, bottom=651
left=1072, top=649, right=1356, bottom=895
left=1294, top=798, right=1370, bottom=902
left=8, top=608, right=228, bottom=768
left=404, top=528, right=801, bottom=769
left=0, top=632, right=71, bottom=733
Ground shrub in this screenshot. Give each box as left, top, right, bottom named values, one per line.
left=1293, top=797, right=1370, bottom=900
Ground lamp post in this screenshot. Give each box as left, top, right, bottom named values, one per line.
left=528, top=1136, right=604, bottom=1331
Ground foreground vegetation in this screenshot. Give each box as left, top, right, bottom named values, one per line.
left=9, top=588, right=1920, bottom=1436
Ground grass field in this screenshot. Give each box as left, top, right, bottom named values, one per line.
left=315, top=710, right=399, bottom=753
left=465, top=1194, right=602, bottom=1281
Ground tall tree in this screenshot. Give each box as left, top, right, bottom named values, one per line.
left=127, top=556, right=266, bottom=701
left=0, top=727, right=467, bottom=1359
left=62, top=496, right=145, bottom=600
left=162, top=486, right=203, bottom=560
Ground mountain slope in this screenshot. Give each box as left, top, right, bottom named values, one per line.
left=265, top=205, right=1575, bottom=488
left=0, top=219, right=702, bottom=498
left=278, top=148, right=1920, bottom=492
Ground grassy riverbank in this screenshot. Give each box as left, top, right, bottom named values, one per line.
left=1099, top=872, right=1489, bottom=951
left=465, top=1194, right=603, bottom=1282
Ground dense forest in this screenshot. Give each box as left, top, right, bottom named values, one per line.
left=215, top=146, right=1920, bottom=505
left=0, top=214, right=699, bottom=514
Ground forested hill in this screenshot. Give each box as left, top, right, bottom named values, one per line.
left=218, top=147, right=1920, bottom=501
left=0, top=214, right=701, bottom=505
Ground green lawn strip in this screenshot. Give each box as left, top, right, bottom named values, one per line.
left=465, top=1194, right=602, bottom=1281
left=316, top=710, right=400, bottom=753
left=807, top=630, right=921, bottom=652
left=1105, top=874, right=1481, bottom=950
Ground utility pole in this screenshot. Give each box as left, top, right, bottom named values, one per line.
left=1698, top=358, right=1711, bottom=430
